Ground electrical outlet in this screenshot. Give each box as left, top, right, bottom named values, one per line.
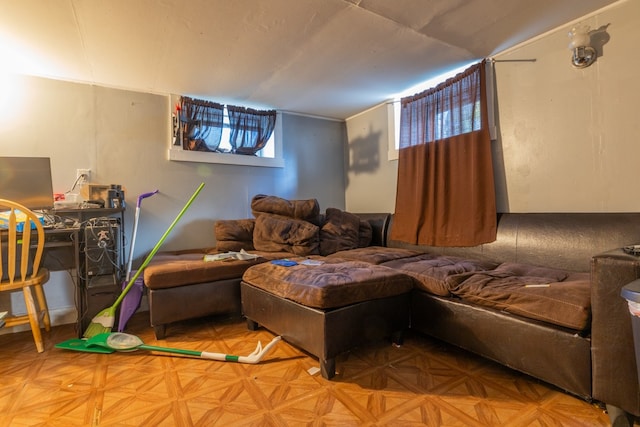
left=76, top=168, right=91, bottom=182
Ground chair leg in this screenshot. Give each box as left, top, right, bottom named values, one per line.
left=23, top=286, right=44, bottom=353
left=34, top=284, right=51, bottom=331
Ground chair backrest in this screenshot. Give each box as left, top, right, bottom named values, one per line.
left=0, top=199, right=46, bottom=284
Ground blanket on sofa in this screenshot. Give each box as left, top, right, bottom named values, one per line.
left=446, top=262, right=591, bottom=331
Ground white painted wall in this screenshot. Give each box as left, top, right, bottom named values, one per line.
left=345, top=0, right=640, bottom=214
left=494, top=0, right=639, bottom=212
left=344, top=103, right=398, bottom=213
left=0, top=75, right=346, bottom=327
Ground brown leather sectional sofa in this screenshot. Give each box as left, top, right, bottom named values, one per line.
left=385, top=213, right=640, bottom=424
left=143, top=202, right=640, bottom=424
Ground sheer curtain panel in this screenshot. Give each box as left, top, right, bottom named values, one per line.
left=227, top=106, right=277, bottom=155
left=180, top=97, right=224, bottom=152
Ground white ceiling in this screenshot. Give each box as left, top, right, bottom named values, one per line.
left=0, top=0, right=620, bottom=119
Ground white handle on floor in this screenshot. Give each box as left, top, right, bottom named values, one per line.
left=200, top=336, right=282, bottom=364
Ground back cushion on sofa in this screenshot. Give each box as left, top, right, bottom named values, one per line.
left=358, top=220, right=373, bottom=248
left=251, top=194, right=320, bottom=224
left=253, top=213, right=319, bottom=256
left=214, top=219, right=255, bottom=252
left=319, top=208, right=361, bottom=255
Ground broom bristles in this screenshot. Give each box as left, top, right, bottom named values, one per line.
left=82, top=307, right=116, bottom=338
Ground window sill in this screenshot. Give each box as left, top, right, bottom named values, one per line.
left=168, top=147, right=284, bottom=168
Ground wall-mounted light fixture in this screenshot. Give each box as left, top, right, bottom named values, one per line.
left=568, top=24, right=596, bottom=68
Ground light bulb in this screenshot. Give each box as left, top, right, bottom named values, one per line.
left=568, top=25, right=591, bottom=50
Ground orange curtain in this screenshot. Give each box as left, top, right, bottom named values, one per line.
left=391, top=61, right=497, bottom=247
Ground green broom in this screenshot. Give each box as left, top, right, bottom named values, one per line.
left=82, top=182, right=205, bottom=338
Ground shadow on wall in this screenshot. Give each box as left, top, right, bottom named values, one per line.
left=131, top=217, right=216, bottom=266
left=490, top=68, right=508, bottom=212
left=349, top=127, right=382, bottom=175
left=590, top=24, right=610, bottom=59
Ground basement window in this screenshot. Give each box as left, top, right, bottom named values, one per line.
left=387, top=62, right=480, bottom=160
left=168, top=96, right=284, bottom=168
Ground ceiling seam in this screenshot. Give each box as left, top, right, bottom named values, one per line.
left=339, top=0, right=475, bottom=57
left=69, top=0, right=94, bottom=82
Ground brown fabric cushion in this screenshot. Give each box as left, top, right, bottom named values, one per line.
left=448, top=262, right=590, bottom=331
left=319, top=208, right=361, bottom=256
left=253, top=213, right=319, bottom=256
left=251, top=194, right=320, bottom=224
left=327, top=246, right=423, bottom=265
left=214, top=219, right=255, bottom=252
left=144, top=250, right=290, bottom=290
left=242, top=259, right=414, bottom=309
left=486, top=262, right=569, bottom=282
left=358, top=220, right=373, bottom=247
left=144, top=253, right=254, bottom=290
left=381, top=254, right=499, bottom=297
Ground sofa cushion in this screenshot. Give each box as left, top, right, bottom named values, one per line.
left=485, top=262, right=569, bottom=282
left=242, top=258, right=414, bottom=309
left=215, top=219, right=255, bottom=252
left=448, top=262, right=591, bottom=331
left=144, top=250, right=289, bottom=290
left=253, top=213, right=320, bottom=256
left=319, top=208, right=361, bottom=256
left=381, top=254, right=499, bottom=296
left=327, top=246, right=423, bottom=265
left=251, top=194, right=320, bottom=224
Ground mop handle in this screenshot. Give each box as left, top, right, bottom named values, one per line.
left=138, top=344, right=202, bottom=357
left=126, top=189, right=159, bottom=280
left=200, top=336, right=282, bottom=363
left=115, top=182, right=205, bottom=308
left=137, top=190, right=159, bottom=208
left=136, top=344, right=243, bottom=360
left=137, top=336, right=282, bottom=363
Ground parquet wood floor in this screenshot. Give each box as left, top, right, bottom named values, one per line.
left=0, top=313, right=616, bottom=426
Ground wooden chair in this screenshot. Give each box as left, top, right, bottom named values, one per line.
left=0, top=199, right=51, bottom=352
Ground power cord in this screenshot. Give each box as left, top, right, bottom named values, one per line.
left=81, top=218, right=122, bottom=281
left=64, top=174, right=88, bottom=199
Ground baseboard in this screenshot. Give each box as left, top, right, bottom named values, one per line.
left=0, top=299, right=149, bottom=336
left=0, top=306, right=77, bottom=335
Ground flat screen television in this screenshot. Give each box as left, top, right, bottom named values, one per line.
left=0, top=156, right=55, bottom=211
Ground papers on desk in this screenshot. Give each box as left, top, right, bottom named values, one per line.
left=0, top=210, right=45, bottom=232
left=204, top=249, right=259, bottom=262
left=0, top=311, right=7, bottom=328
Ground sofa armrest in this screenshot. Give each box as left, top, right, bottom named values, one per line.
left=591, top=249, right=640, bottom=417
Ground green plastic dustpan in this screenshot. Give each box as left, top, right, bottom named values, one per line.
left=55, top=337, right=115, bottom=354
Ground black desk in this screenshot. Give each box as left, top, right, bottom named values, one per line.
left=44, top=207, right=125, bottom=336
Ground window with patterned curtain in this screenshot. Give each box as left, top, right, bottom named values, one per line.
left=179, top=97, right=224, bottom=152
left=227, top=105, right=277, bottom=156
